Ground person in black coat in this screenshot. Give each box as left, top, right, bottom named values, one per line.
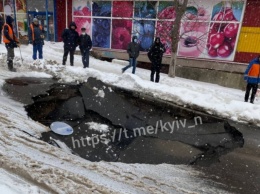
left=122, top=36, right=140, bottom=74
left=61, top=22, right=79, bottom=66
left=78, top=28, right=92, bottom=68
left=148, top=37, right=166, bottom=83
left=2, top=15, right=20, bottom=71
left=28, top=18, right=45, bottom=60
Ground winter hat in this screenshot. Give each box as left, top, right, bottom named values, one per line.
left=6, top=15, right=14, bottom=25
left=155, top=37, right=161, bottom=42
left=33, top=18, right=38, bottom=22
left=69, top=22, right=77, bottom=29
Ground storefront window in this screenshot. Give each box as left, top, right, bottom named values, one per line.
left=72, top=0, right=246, bottom=62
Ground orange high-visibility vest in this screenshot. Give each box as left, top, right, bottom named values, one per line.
left=248, top=63, right=260, bottom=78
left=30, top=24, right=43, bottom=41
left=2, top=23, right=18, bottom=43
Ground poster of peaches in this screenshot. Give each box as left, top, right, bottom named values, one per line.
left=178, top=0, right=245, bottom=61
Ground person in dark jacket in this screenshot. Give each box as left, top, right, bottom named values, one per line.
left=0, top=14, right=4, bottom=44
left=28, top=18, right=45, bottom=60
left=2, top=15, right=20, bottom=71
left=147, top=37, right=166, bottom=83
left=122, top=36, right=140, bottom=74
left=244, top=56, right=260, bottom=103
left=78, top=27, right=92, bottom=68
left=61, top=22, right=79, bottom=66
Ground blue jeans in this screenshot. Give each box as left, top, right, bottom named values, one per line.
left=122, top=58, right=137, bottom=74
left=81, top=49, right=90, bottom=68
left=33, top=44, right=43, bottom=60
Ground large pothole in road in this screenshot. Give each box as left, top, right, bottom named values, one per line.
left=4, top=77, right=244, bottom=166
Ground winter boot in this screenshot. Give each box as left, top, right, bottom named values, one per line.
left=62, top=56, right=67, bottom=65
left=7, top=60, right=14, bottom=71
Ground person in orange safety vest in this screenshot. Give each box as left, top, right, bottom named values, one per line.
left=244, top=55, right=260, bottom=103
left=28, top=17, right=45, bottom=61
left=2, top=15, right=20, bottom=71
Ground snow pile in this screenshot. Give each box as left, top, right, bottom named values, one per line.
left=1, top=42, right=256, bottom=125
left=87, top=122, right=110, bottom=133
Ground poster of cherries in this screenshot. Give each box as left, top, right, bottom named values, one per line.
left=178, top=0, right=245, bottom=61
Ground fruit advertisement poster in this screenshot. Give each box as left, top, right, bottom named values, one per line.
left=111, top=1, right=133, bottom=50
left=16, top=0, right=27, bottom=35
left=156, top=1, right=176, bottom=54
left=133, top=1, right=157, bottom=52
left=92, top=18, right=111, bottom=48
left=2, top=0, right=14, bottom=15
left=73, top=0, right=92, bottom=35
left=111, top=19, right=132, bottom=50
left=178, top=0, right=245, bottom=61
left=72, top=0, right=245, bottom=61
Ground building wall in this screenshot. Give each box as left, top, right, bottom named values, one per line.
left=234, top=0, right=260, bottom=63
left=56, top=0, right=72, bottom=41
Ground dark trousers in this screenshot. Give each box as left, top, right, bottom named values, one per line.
left=33, top=44, right=43, bottom=60
left=122, top=58, right=137, bottom=74
left=6, top=47, right=14, bottom=70
left=63, top=48, right=75, bottom=66
left=81, top=49, right=90, bottom=68
left=244, top=83, right=258, bottom=103
left=151, top=63, right=161, bottom=83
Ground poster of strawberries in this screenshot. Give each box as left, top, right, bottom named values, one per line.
left=178, top=0, right=245, bottom=61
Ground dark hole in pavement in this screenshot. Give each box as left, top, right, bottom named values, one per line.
left=3, top=77, right=244, bottom=166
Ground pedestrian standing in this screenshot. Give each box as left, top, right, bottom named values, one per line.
left=0, top=14, right=4, bottom=44
left=2, top=15, right=20, bottom=71
left=122, top=36, right=140, bottom=74
left=244, top=55, right=260, bottom=103
left=147, top=37, right=166, bottom=83
left=28, top=18, right=45, bottom=61
left=61, top=22, right=79, bottom=66
left=78, top=27, right=92, bottom=68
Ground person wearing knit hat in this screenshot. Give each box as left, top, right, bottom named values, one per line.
left=2, top=15, right=20, bottom=71
left=28, top=17, right=45, bottom=62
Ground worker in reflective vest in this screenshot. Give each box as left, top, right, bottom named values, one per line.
left=28, top=18, right=45, bottom=61
left=244, top=55, right=260, bottom=103
left=2, top=15, right=20, bottom=71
